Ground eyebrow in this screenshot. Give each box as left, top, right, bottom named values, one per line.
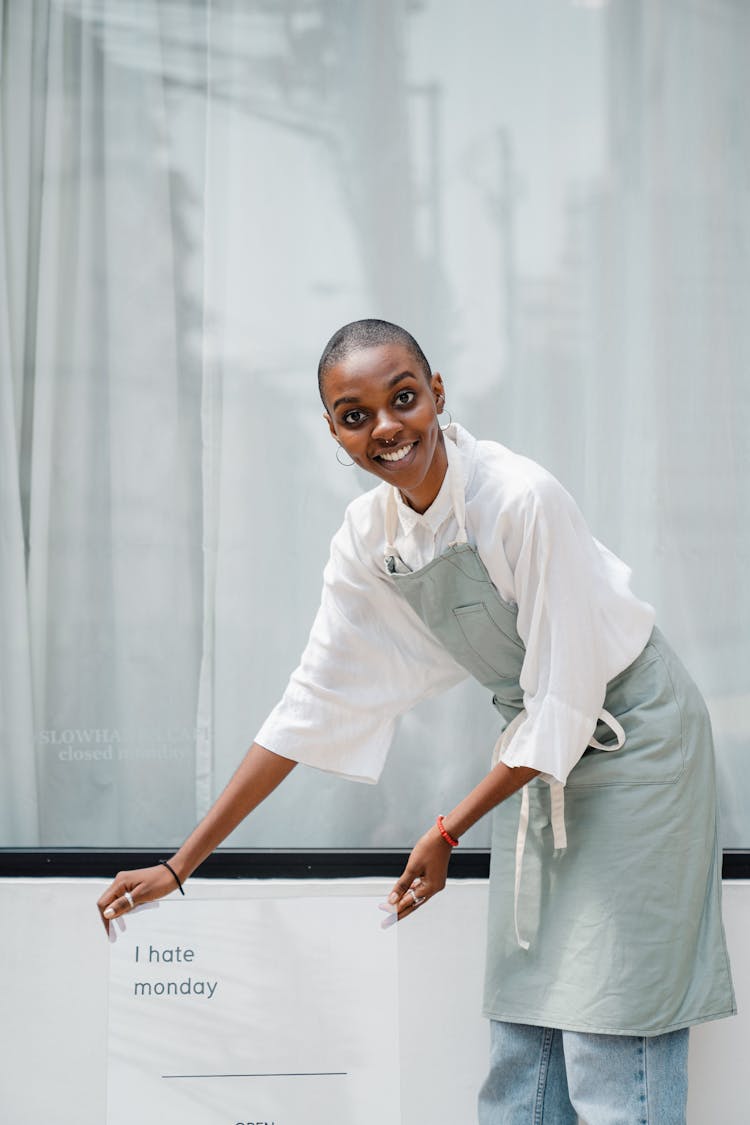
left=331, top=371, right=418, bottom=413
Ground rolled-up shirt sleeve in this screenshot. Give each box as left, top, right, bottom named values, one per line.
left=486, top=468, right=655, bottom=785
left=255, top=504, right=468, bottom=783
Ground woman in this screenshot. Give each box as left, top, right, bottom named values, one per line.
left=99, top=319, right=735, bottom=1123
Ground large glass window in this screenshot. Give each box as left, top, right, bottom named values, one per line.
left=2, top=0, right=748, bottom=850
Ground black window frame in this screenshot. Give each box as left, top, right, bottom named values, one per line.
left=1, top=849, right=748, bottom=880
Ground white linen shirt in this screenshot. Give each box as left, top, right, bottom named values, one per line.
left=255, top=424, right=655, bottom=785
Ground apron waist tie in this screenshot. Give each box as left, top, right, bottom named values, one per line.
left=513, top=783, right=568, bottom=950
left=494, top=707, right=626, bottom=950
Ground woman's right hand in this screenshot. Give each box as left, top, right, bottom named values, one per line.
left=96, top=863, right=183, bottom=933
left=95, top=744, right=297, bottom=935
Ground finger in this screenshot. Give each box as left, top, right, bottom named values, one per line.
left=380, top=895, right=426, bottom=929
left=101, top=895, right=132, bottom=921
left=377, top=886, right=425, bottom=913
left=401, top=884, right=428, bottom=912
left=96, top=884, right=118, bottom=912
left=389, top=877, right=427, bottom=912
left=386, top=864, right=423, bottom=907
left=379, top=881, right=428, bottom=921
left=97, top=873, right=133, bottom=912
left=101, top=885, right=141, bottom=921
left=97, top=885, right=121, bottom=932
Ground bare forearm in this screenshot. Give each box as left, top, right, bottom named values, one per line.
left=442, top=760, right=540, bottom=842
left=98, top=742, right=296, bottom=928
left=169, top=742, right=297, bottom=880
left=384, top=759, right=539, bottom=924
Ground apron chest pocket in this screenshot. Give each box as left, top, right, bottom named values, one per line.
left=452, top=602, right=525, bottom=683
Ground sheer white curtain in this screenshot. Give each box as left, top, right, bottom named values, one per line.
left=1, top=0, right=206, bottom=844
left=0, top=0, right=498, bottom=848
left=0, top=1, right=38, bottom=840
left=2, top=0, right=749, bottom=848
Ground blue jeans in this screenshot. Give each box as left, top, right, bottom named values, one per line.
left=477, top=1020, right=689, bottom=1124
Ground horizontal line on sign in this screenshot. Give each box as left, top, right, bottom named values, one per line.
left=162, top=1072, right=348, bottom=1079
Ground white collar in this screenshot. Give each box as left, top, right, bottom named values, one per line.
left=385, top=425, right=468, bottom=550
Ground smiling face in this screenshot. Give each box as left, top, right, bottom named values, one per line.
left=322, top=343, right=448, bottom=514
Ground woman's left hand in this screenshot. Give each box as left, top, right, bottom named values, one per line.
left=381, top=824, right=453, bottom=926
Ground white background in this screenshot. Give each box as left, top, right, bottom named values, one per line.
left=1, top=877, right=748, bottom=1124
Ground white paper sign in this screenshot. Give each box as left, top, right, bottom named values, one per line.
left=107, top=897, right=400, bottom=1124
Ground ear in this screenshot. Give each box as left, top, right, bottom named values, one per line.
left=431, top=372, right=446, bottom=413
left=324, top=410, right=338, bottom=440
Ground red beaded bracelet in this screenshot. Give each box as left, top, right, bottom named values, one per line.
left=436, top=815, right=459, bottom=848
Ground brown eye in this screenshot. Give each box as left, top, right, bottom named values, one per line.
left=342, top=409, right=365, bottom=426
left=394, top=390, right=415, bottom=406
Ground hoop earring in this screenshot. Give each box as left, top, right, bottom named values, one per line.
left=336, top=444, right=355, bottom=467
left=440, top=408, right=453, bottom=431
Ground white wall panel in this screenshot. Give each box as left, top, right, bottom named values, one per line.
left=1, top=878, right=747, bottom=1123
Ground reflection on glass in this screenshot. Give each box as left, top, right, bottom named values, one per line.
left=1, top=0, right=748, bottom=847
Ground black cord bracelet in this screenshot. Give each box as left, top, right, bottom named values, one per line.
left=159, top=859, right=186, bottom=895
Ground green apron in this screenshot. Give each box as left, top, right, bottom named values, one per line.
left=384, top=475, right=735, bottom=1036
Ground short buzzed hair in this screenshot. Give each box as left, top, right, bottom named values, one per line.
left=318, top=319, right=432, bottom=406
